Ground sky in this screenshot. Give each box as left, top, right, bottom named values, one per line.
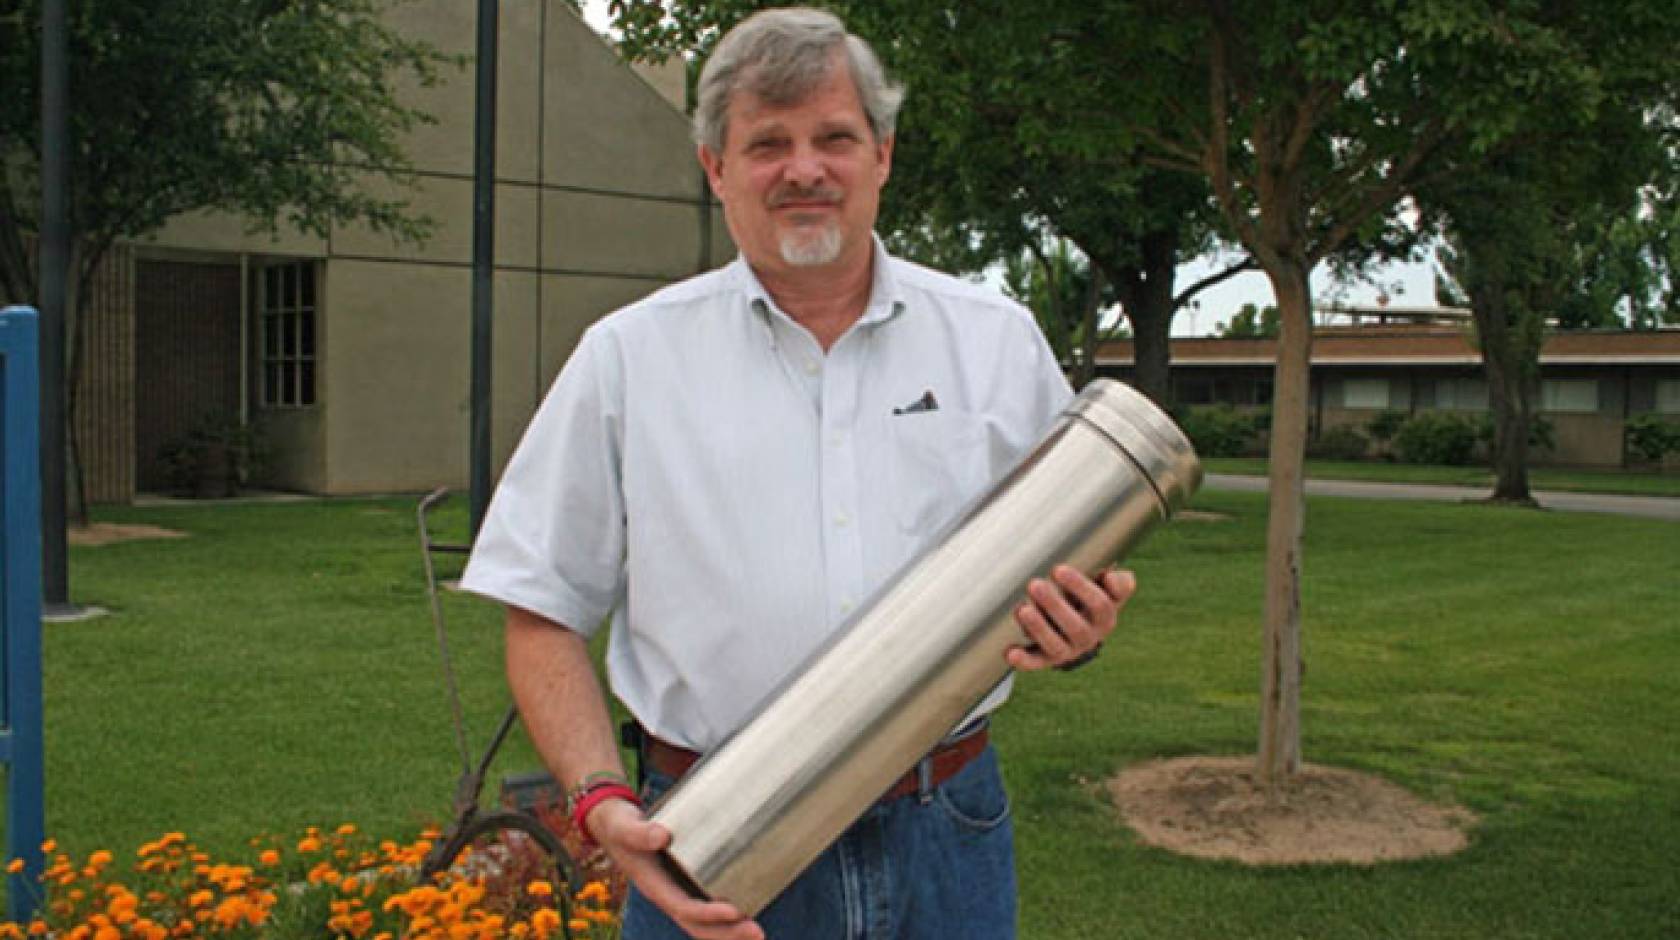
left=579, top=0, right=1444, bottom=336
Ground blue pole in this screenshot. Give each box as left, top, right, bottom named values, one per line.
left=0, top=306, right=45, bottom=924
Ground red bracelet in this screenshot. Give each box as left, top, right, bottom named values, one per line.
left=569, top=782, right=641, bottom=844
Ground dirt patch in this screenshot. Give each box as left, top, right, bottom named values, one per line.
left=1107, top=755, right=1475, bottom=865
left=1176, top=510, right=1233, bottom=522
left=69, top=523, right=189, bottom=547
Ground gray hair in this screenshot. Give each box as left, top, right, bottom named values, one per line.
left=693, top=7, right=905, bottom=152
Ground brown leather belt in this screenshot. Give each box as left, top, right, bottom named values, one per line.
left=640, top=726, right=990, bottom=803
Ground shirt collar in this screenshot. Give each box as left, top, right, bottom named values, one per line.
left=733, top=234, right=907, bottom=331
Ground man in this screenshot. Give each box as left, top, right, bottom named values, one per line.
left=462, top=8, right=1134, bottom=939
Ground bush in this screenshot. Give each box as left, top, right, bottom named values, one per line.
left=1365, top=409, right=1408, bottom=446
left=1308, top=424, right=1369, bottom=460
left=1626, top=414, right=1680, bottom=462
left=1393, top=412, right=1481, bottom=466
left=1177, top=405, right=1266, bottom=457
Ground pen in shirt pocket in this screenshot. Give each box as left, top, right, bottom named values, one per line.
left=892, top=389, right=939, bottom=415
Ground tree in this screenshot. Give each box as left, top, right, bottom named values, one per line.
left=1111, top=0, right=1674, bottom=784
left=1420, top=42, right=1675, bottom=503
left=1217, top=302, right=1279, bottom=339
left=0, top=0, right=455, bottom=520
left=999, top=236, right=1124, bottom=387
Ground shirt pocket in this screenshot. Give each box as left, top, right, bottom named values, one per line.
left=887, top=409, right=991, bottom=537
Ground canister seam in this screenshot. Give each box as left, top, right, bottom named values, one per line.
left=1067, top=412, right=1171, bottom=518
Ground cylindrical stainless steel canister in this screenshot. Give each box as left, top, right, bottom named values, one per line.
left=647, top=378, right=1201, bottom=914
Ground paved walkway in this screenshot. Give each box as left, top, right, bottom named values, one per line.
left=1204, top=473, right=1680, bottom=522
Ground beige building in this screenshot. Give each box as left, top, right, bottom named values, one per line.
left=72, top=0, right=727, bottom=501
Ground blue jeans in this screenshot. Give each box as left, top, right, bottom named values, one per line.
left=623, top=743, right=1017, bottom=940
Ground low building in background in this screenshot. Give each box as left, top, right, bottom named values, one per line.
left=1097, top=315, right=1680, bottom=468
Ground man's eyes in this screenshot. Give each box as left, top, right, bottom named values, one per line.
left=744, top=132, right=861, bottom=154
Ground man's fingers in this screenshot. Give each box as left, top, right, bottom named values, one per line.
left=1029, top=575, right=1096, bottom=647
left=1099, top=567, right=1137, bottom=608
left=1016, top=595, right=1072, bottom=657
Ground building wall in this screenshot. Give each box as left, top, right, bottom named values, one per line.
left=1133, top=357, right=1680, bottom=469
left=74, top=244, right=136, bottom=505
left=129, top=0, right=728, bottom=497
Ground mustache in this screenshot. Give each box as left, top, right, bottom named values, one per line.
left=769, top=184, right=843, bottom=208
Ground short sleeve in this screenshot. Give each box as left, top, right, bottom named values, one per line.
left=460, top=327, right=626, bottom=636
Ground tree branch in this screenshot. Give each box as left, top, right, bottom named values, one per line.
left=1202, top=12, right=1259, bottom=250
left=1312, top=118, right=1453, bottom=264
left=1173, top=255, right=1258, bottom=308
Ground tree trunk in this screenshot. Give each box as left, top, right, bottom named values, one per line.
left=1256, top=257, right=1311, bottom=787
left=1470, top=284, right=1538, bottom=504
left=1095, top=229, right=1179, bottom=407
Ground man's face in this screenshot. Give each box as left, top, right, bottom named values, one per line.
left=698, top=56, right=893, bottom=279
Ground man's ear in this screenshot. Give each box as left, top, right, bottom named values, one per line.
left=876, top=133, right=894, bottom=187
left=697, top=145, right=726, bottom=200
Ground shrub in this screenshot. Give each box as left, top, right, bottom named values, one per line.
left=1473, top=414, right=1556, bottom=455
left=1393, top=412, right=1481, bottom=466
left=1177, top=405, right=1266, bottom=457
left=1308, top=424, right=1369, bottom=460
left=1625, top=414, right=1680, bottom=462
left=1364, top=409, right=1408, bottom=446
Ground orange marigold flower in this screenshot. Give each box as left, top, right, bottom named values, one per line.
left=39, top=840, right=57, bottom=854
left=28, top=923, right=48, bottom=937
left=6, top=859, right=23, bottom=874
left=297, top=836, right=322, bottom=853
left=258, top=849, right=281, bottom=867
left=188, top=890, right=214, bottom=909
left=530, top=908, right=561, bottom=938
left=93, top=927, right=119, bottom=940
left=526, top=880, right=554, bottom=898
left=88, top=850, right=114, bottom=867
left=336, top=824, right=357, bottom=836
left=567, top=919, right=591, bottom=935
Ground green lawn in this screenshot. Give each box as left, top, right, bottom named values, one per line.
left=13, top=491, right=1680, bottom=937
left=1203, top=456, right=1680, bottom=498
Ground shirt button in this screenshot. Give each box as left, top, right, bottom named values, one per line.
left=804, top=359, right=819, bottom=375
left=839, top=597, right=856, bottom=614
left=833, top=510, right=851, bottom=527
left=829, top=433, right=845, bottom=448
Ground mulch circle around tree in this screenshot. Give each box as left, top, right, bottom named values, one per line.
left=1107, top=755, right=1476, bottom=865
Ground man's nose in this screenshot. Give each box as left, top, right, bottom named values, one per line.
left=783, top=143, right=826, bottom=188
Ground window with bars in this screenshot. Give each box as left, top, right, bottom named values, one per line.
left=259, top=262, right=317, bottom=408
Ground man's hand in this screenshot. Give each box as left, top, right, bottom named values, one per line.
left=1006, top=566, right=1135, bottom=671
left=589, top=799, right=766, bottom=940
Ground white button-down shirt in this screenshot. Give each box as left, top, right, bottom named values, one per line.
left=463, top=240, right=1072, bottom=751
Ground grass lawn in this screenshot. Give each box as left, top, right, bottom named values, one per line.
left=1202, top=456, right=1680, bottom=498
left=11, top=490, right=1679, bottom=937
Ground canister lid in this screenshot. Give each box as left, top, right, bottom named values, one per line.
left=1064, top=379, right=1203, bottom=515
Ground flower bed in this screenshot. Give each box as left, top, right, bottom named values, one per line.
left=5, top=824, right=622, bottom=940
